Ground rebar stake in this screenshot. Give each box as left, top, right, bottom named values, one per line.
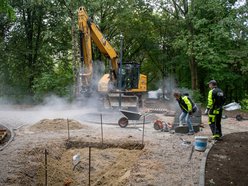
left=44, top=149, right=48, bottom=186
left=100, top=114, right=103, bottom=147
left=142, top=116, right=145, bottom=145
left=89, top=146, right=91, bottom=186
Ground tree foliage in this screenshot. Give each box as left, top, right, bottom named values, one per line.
left=0, top=0, right=15, bottom=19
left=0, top=0, right=247, bottom=104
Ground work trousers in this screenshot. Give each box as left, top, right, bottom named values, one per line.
left=208, top=108, right=222, bottom=137
left=179, top=111, right=194, bottom=133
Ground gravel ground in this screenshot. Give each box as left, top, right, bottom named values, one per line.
left=0, top=105, right=247, bottom=185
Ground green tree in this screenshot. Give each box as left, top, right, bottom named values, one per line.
left=0, top=0, right=15, bottom=19
left=191, top=0, right=248, bottom=101
left=163, top=0, right=248, bottom=102
left=0, top=0, right=73, bottom=102
left=0, top=0, right=247, bottom=105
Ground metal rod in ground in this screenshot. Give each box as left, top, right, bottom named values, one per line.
left=67, top=118, right=70, bottom=140
left=188, top=145, right=195, bottom=162
left=89, top=146, right=91, bottom=186
left=100, top=114, right=103, bottom=147
left=44, top=149, right=48, bottom=186
left=142, top=116, right=145, bottom=145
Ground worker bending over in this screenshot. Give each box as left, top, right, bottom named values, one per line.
left=174, top=92, right=195, bottom=135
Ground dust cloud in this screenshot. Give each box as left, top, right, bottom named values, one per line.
left=0, top=93, right=106, bottom=129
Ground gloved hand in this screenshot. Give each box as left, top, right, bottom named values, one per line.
left=189, top=111, right=193, bottom=116
left=204, top=108, right=209, bottom=115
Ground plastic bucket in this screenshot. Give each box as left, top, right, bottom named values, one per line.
left=194, top=136, right=208, bottom=151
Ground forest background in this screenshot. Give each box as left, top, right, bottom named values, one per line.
left=0, top=0, right=247, bottom=109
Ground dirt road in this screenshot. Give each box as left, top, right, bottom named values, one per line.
left=0, top=106, right=247, bottom=185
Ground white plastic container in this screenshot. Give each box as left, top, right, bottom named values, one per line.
left=194, top=136, right=208, bottom=151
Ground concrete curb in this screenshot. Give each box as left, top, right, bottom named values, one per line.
left=0, top=125, right=15, bottom=151
left=199, top=141, right=214, bottom=186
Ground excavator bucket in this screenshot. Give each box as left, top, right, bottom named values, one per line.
left=107, top=93, right=139, bottom=111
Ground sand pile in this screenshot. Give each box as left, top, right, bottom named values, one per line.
left=29, top=119, right=86, bottom=132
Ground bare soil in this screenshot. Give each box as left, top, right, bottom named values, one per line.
left=205, top=132, right=248, bottom=186
left=0, top=107, right=248, bottom=186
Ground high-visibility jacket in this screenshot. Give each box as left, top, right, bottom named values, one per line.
left=207, top=87, right=224, bottom=110
left=178, top=96, right=192, bottom=113
left=207, top=89, right=214, bottom=109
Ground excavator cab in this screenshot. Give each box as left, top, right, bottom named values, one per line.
left=119, top=63, right=140, bottom=90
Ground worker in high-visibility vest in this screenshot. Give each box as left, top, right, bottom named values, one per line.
left=174, top=92, right=195, bottom=135
left=205, top=80, right=225, bottom=140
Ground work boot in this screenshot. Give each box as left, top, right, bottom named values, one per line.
left=212, top=134, right=220, bottom=140
left=212, top=134, right=223, bottom=141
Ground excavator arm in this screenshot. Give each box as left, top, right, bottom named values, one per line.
left=78, top=7, right=93, bottom=93
left=78, top=7, right=119, bottom=93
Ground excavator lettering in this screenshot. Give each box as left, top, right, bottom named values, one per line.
left=78, top=7, right=147, bottom=110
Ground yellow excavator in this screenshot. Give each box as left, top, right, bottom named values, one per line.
left=78, top=7, right=147, bottom=110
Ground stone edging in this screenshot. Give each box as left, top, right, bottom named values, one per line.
left=199, top=141, right=214, bottom=186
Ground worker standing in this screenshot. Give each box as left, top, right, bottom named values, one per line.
left=174, top=92, right=195, bottom=135
left=205, top=80, right=225, bottom=140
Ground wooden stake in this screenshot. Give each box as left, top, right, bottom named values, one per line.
left=67, top=118, right=70, bottom=140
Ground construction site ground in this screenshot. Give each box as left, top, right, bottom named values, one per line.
left=0, top=103, right=248, bottom=186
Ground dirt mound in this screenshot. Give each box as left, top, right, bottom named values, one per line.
left=30, top=119, right=86, bottom=132
left=205, top=132, right=248, bottom=185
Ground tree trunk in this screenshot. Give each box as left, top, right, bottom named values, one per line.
left=189, top=55, right=198, bottom=90
left=188, top=15, right=198, bottom=90
left=172, top=0, right=198, bottom=90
